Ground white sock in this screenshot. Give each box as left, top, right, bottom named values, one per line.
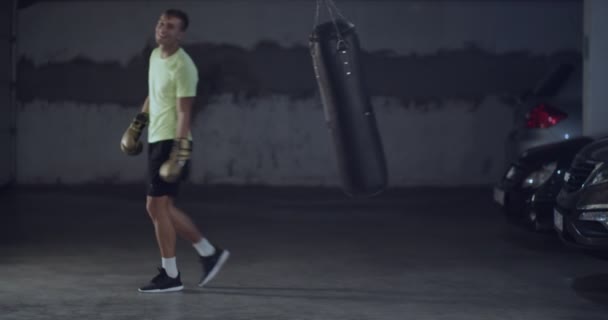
left=193, top=238, right=216, bottom=257
left=161, top=257, right=178, bottom=278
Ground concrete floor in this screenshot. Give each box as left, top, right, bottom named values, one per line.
left=1, top=185, right=607, bottom=320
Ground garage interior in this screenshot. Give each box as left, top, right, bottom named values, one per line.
left=2, top=1, right=608, bottom=319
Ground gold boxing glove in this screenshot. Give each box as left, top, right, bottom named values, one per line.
left=120, top=112, right=149, bottom=156
left=160, top=138, right=192, bottom=183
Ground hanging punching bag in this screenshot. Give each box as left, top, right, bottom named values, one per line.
left=310, top=19, right=388, bottom=197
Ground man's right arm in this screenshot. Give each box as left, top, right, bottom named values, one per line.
left=141, top=96, right=150, bottom=114
left=120, top=96, right=150, bottom=156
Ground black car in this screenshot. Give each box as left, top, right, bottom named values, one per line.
left=494, top=136, right=593, bottom=231
left=554, top=137, right=608, bottom=251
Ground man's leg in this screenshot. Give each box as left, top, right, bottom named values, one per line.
left=138, top=195, right=184, bottom=293
left=167, top=199, right=230, bottom=287
left=138, top=140, right=183, bottom=293
left=167, top=198, right=203, bottom=244
left=148, top=196, right=177, bottom=259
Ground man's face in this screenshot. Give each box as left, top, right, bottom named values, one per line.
left=155, top=14, right=184, bottom=46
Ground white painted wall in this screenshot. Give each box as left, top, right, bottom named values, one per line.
left=15, top=1, right=583, bottom=186
left=16, top=96, right=512, bottom=185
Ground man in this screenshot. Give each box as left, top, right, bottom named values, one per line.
left=121, top=9, right=229, bottom=293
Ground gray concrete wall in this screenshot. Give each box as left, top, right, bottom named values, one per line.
left=583, top=0, right=608, bottom=137
left=16, top=0, right=583, bottom=186
left=0, top=0, right=16, bottom=186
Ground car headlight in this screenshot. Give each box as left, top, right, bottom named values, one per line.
left=584, top=163, right=608, bottom=188
left=577, top=204, right=608, bottom=210
left=579, top=211, right=608, bottom=229
left=521, top=162, right=557, bottom=189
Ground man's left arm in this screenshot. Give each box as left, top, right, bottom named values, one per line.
left=175, top=60, right=198, bottom=139
left=158, top=62, right=198, bottom=183
left=176, top=97, right=194, bottom=139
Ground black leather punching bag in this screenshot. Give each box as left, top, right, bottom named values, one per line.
left=310, top=20, right=388, bottom=197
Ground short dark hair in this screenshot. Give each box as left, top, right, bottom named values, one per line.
left=164, top=9, right=189, bottom=31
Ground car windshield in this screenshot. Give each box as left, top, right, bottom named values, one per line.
left=533, top=63, right=581, bottom=100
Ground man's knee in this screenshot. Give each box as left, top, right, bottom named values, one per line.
left=146, top=196, right=170, bottom=220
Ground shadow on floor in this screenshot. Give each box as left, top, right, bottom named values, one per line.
left=572, top=273, right=608, bottom=306
left=184, top=286, right=413, bottom=302
left=499, top=225, right=563, bottom=253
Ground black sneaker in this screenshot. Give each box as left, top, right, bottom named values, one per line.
left=138, top=268, right=184, bottom=293
left=198, top=248, right=230, bottom=287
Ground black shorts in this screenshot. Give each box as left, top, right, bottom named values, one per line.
left=147, top=140, right=191, bottom=197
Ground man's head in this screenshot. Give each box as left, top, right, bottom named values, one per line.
left=155, top=9, right=189, bottom=47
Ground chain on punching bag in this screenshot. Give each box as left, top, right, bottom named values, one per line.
left=309, top=0, right=388, bottom=197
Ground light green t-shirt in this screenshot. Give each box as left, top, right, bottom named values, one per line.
left=148, top=47, right=198, bottom=143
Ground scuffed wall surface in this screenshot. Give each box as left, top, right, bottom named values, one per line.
left=18, top=44, right=580, bottom=107
left=16, top=1, right=583, bottom=186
